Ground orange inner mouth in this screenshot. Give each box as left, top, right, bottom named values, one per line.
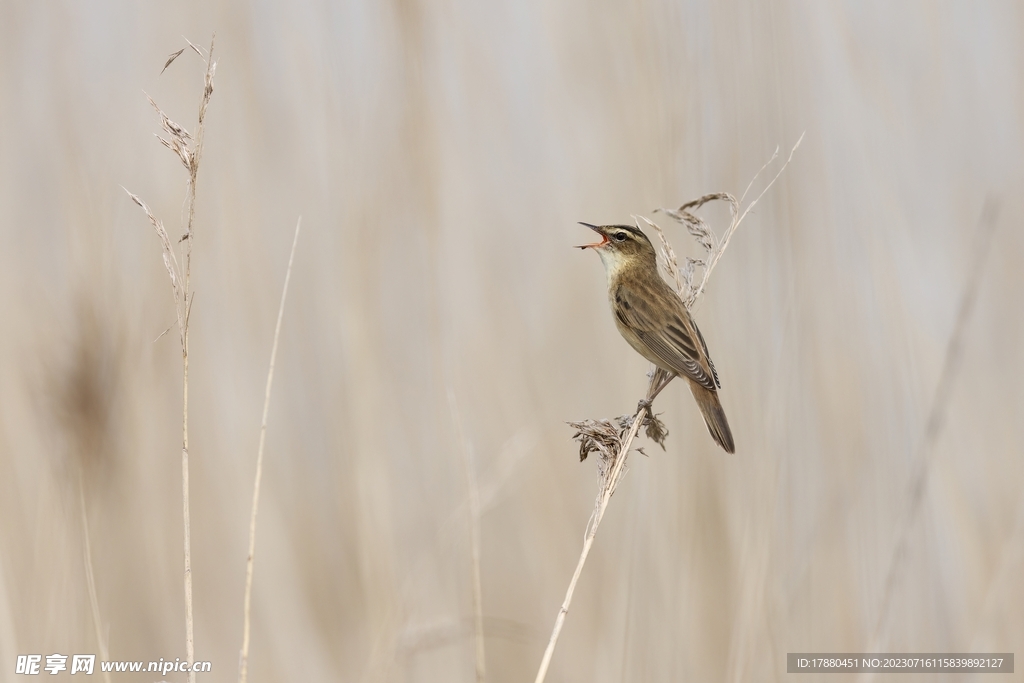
left=578, top=233, right=608, bottom=249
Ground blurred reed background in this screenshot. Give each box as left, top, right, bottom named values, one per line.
left=1, top=1, right=1022, bottom=682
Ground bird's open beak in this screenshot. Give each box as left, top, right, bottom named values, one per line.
left=576, top=222, right=608, bottom=249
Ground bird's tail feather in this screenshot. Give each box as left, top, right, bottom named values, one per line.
left=688, top=381, right=735, bottom=453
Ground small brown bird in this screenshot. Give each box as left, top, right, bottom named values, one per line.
left=579, top=222, right=735, bottom=453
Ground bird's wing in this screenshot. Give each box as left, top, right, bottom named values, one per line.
left=692, top=321, right=721, bottom=389
left=613, top=282, right=719, bottom=391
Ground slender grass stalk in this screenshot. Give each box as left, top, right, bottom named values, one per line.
left=535, top=374, right=671, bottom=683
left=532, top=406, right=642, bottom=683
left=238, top=217, right=302, bottom=683
left=126, top=36, right=216, bottom=683
left=180, top=39, right=215, bottom=683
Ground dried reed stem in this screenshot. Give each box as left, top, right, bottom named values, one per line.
left=238, top=217, right=302, bottom=683
left=181, top=38, right=214, bottom=683
left=126, top=36, right=216, bottom=683
left=701, top=132, right=803, bottom=298
left=535, top=375, right=672, bottom=683
left=448, top=391, right=487, bottom=683
left=867, top=199, right=1000, bottom=654
left=656, top=133, right=804, bottom=308
left=535, top=139, right=801, bottom=682
left=533, top=409, right=645, bottom=683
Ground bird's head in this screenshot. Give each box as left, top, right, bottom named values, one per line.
left=577, top=222, right=658, bottom=279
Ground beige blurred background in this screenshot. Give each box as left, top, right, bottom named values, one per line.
left=1, top=1, right=1022, bottom=681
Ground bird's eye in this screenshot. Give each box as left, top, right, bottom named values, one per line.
left=613, top=232, right=627, bottom=242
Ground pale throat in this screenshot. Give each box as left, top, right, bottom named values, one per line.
left=596, top=247, right=631, bottom=285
